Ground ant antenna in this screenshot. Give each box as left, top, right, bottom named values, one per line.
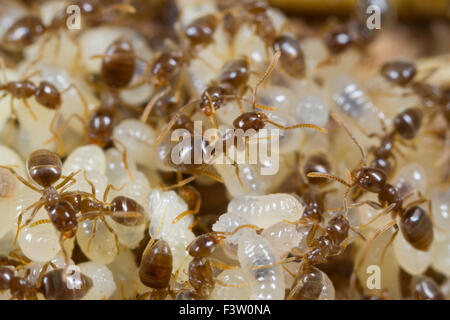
left=331, top=113, right=367, bottom=165
left=252, top=51, right=281, bottom=112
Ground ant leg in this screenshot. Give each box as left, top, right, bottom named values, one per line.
left=22, top=98, right=38, bottom=120
left=379, top=223, right=399, bottom=266
left=58, top=233, right=71, bottom=279
left=100, top=216, right=120, bottom=255
left=354, top=203, right=396, bottom=230
left=55, top=170, right=81, bottom=190
left=140, top=87, right=170, bottom=123
left=153, top=99, right=200, bottom=146
left=252, top=51, right=281, bottom=111
left=44, top=113, right=87, bottom=146
left=61, top=83, right=90, bottom=119
left=36, top=261, right=55, bottom=288
left=350, top=200, right=383, bottom=210
left=171, top=210, right=195, bottom=225
left=29, top=219, right=51, bottom=228
left=4, top=97, right=17, bottom=146
left=14, top=201, right=44, bottom=245
left=83, top=170, right=97, bottom=196
left=103, top=183, right=126, bottom=203
left=307, top=172, right=353, bottom=188
left=48, top=109, right=65, bottom=155
left=86, top=218, right=98, bottom=253
left=112, top=138, right=134, bottom=182
left=160, top=175, right=197, bottom=191
left=0, top=166, right=40, bottom=192
left=209, top=258, right=240, bottom=270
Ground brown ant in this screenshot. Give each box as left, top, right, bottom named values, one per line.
left=0, top=262, right=92, bottom=300
left=306, top=114, right=435, bottom=294
left=1, top=1, right=135, bottom=54
left=0, top=58, right=89, bottom=153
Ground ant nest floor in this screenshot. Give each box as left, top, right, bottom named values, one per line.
left=0, top=0, right=448, bottom=300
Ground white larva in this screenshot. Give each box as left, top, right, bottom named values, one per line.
left=63, top=144, right=106, bottom=175
left=113, top=119, right=156, bottom=167
left=210, top=269, right=251, bottom=300
left=227, top=193, right=304, bottom=229
left=261, top=222, right=304, bottom=258
left=79, top=262, right=116, bottom=300
left=237, top=231, right=285, bottom=300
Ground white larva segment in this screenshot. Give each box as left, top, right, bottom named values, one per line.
left=76, top=219, right=118, bottom=265
left=109, top=170, right=151, bottom=206
left=430, top=188, right=450, bottom=233
left=79, top=262, right=116, bottom=300
left=210, top=269, right=251, bottom=300
left=0, top=147, right=26, bottom=238
left=294, top=95, right=330, bottom=129
left=104, top=147, right=138, bottom=186
left=261, top=222, right=303, bottom=258
left=108, top=219, right=146, bottom=249
left=237, top=231, right=285, bottom=300
left=13, top=97, right=58, bottom=156
left=63, top=144, right=106, bottom=175
left=318, top=271, right=336, bottom=300
left=431, top=235, right=450, bottom=277
left=108, top=247, right=139, bottom=300
left=227, top=193, right=304, bottom=229
left=392, top=163, right=427, bottom=198
left=113, top=119, right=156, bottom=166
left=17, top=209, right=60, bottom=262
left=326, top=74, right=382, bottom=133
left=393, top=230, right=432, bottom=275
left=64, top=170, right=108, bottom=200
left=147, top=190, right=195, bottom=279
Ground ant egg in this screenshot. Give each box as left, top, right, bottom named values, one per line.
left=113, top=119, right=156, bottom=166
left=17, top=209, right=61, bottom=262
left=294, top=95, right=330, bottom=130
left=261, top=222, right=304, bottom=258
left=227, top=193, right=304, bottom=229
left=431, top=234, right=450, bottom=277
left=210, top=269, right=251, bottom=300
left=79, top=261, right=116, bottom=300
left=63, top=144, right=107, bottom=175
left=105, top=148, right=138, bottom=186
left=393, top=229, right=432, bottom=275
left=77, top=218, right=118, bottom=265
left=392, top=163, right=428, bottom=198
left=430, top=188, right=450, bottom=233
left=326, top=74, right=382, bottom=133
left=108, top=246, right=139, bottom=300
left=237, top=231, right=285, bottom=300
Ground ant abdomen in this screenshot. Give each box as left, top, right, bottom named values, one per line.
left=40, top=268, right=93, bottom=300
left=273, top=35, right=305, bottom=79
left=27, top=149, right=63, bottom=188
left=303, top=154, right=332, bottom=185
left=2, top=15, right=45, bottom=51
left=184, top=14, right=219, bottom=46
left=380, top=60, right=417, bottom=86
left=393, top=107, right=423, bottom=140
left=139, top=239, right=173, bottom=289
left=400, top=206, right=433, bottom=251
left=110, top=195, right=146, bottom=226
left=101, top=38, right=136, bottom=88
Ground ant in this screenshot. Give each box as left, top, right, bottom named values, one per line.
left=0, top=58, right=89, bottom=153
left=0, top=262, right=92, bottom=300
left=1, top=1, right=135, bottom=54
left=366, top=107, right=423, bottom=177
left=306, top=113, right=435, bottom=290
